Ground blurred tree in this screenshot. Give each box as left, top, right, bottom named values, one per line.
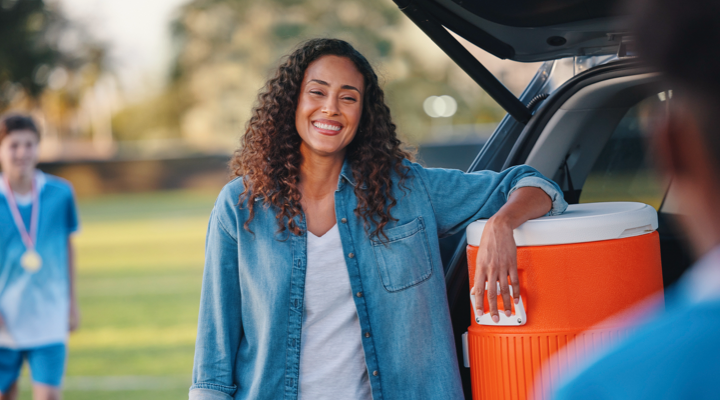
left=0, top=0, right=113, bottom=155
left=0, top=0, right=57, bottom=103
left=161, top=0, right=508, bottom=150
left=0, top=0, right=59, bottom=108
left=112, top=0, right=533, bottom=150
left=0, top=0, right=103, bottom=108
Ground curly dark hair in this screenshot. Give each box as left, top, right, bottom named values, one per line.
left=230, top=38, right=413, bottom=240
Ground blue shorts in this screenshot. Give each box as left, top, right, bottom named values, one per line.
left=0, top=343, right=66, bottom=393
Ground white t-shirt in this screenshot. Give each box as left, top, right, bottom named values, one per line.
left=298, top=224, right=372, bottom=400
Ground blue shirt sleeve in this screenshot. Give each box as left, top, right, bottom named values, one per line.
left=190, top=188, right=241, bottom=399
left=66, top=185, right=80, bottom=234
left=552, top=299, right=720, bottom=400
left=411, top=163, right=567, bottom=238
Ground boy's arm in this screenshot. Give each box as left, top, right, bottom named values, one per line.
left=68, top=237, right=80, bottom=332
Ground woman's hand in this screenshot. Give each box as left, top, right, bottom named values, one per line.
left=471, top=216, right=519, bottom=323
left=470, top=186, right=553, bottom=323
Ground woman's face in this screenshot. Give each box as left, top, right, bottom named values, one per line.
left=295, top=55, right=364, bottom=159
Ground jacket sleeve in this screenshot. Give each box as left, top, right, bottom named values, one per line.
left=190, top=193, right=242, bottom=400
left=412, top=163, right=567, bottom=238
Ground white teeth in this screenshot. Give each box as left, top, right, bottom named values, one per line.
left=313, top=122, right=341, bottom=131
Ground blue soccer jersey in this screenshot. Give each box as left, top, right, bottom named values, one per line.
left=0, top=171, right=79, bottom=349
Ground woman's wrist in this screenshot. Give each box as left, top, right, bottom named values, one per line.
left=487, top=214, right=514, bottom=232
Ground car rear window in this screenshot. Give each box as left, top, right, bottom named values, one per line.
left=579, top=93, right=671, bottom=209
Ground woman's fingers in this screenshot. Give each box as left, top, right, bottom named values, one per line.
left=499, top=278, right=512, bottom=317
left=486, top=275, right=499, bottom=322
left=473, top=272, right=485, bottom=314
left=509, top=264, right=521, bottom=305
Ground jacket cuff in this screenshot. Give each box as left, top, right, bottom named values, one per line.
left=189, top=383, right=236, bottom=400
left=508, top=176, right=568, bottom=216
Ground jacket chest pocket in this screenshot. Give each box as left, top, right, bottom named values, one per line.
left=371, top=217, right=434, bottom=292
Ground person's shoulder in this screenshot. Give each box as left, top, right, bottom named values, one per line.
left=609, top=298, right=720, bottom=353
left=212, top=176, right=248, bottom=218
left=40, top=172, right=75, bottom=198
left=399, top=159, right=468, bottom=183
left=557, top=299, right=720, bottom=398
left=216, top=176, right=245, bottom=204
left=399, top=158, right=431, bottom=172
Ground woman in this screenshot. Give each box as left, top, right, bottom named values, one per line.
left=190, top=39, right=566, bottom=400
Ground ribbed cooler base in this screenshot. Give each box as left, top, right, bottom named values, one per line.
left=468, top=328, right=635, bottom=400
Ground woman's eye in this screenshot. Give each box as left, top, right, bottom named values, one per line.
left=343, top=97, right=357, bottom=102
left=310, top=90, right=323, bottom=95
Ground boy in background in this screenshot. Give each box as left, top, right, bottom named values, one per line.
left=0, top=114, right=80, bottom=400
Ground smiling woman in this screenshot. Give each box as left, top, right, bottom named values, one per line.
left=190, top=38, right=567, bottom=400
left=230, top=40, right=412, bottom=243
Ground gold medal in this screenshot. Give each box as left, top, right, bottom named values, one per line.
left=21, top=249, right=42, bottom=272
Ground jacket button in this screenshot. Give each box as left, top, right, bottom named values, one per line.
left=365, top=332, right=371, bottom=338
left=341, top=218, right=347, bottom=223
left=356, top=292, right=363, bottom=297
left=372, top=370, right=379, bottom=376
left=348, top=253, right=355, bottom=258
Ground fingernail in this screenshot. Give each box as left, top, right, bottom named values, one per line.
left=492, top=315, right=499, bottom=323
left=504, top=310, right=511, bottom=317
left=514, top=298, right=519, bottom=304
left=478, top=307, right=483, bottom=314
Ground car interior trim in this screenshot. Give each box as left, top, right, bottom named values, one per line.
left=409, top=0, right=515, bottom=59
left=503, top=59, right=654, bottom=171
left=527, top=73, right=662, bottom=185
left=430, top=0, right=629, bottom=62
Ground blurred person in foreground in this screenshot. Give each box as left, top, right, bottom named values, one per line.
left=0, top=115, right=80, bottom=400
left=553, top=0, right=720, bottom=398
left=190, top=38, right=566, bottom=400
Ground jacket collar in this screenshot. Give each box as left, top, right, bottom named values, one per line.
left=337, top=158, right=358, bottom=191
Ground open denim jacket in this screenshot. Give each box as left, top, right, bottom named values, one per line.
left=190, top=160, right=567, bottom=400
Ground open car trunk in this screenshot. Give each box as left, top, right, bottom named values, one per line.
left=392, top=0, right=630, bottom=123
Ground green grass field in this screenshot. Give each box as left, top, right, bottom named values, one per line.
left=18, top=189, right=220, bottom=399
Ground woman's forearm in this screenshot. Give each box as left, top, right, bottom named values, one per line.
left=488, top=186, right=553, bottom=230
left=472, top=186, right=553, bottom=322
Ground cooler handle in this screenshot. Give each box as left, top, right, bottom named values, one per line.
left=469, top=282, right=527, bottom=326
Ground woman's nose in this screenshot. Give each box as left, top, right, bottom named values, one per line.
left=322, top=96, right=340, bottom=116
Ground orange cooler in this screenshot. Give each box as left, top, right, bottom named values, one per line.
left=465, top=202, right=663, bottom=400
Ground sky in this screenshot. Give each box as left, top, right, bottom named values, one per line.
left=56, top=0, right=192, bottom=100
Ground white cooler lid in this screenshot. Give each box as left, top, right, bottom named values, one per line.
left=466, top=202, right=658, bottom=247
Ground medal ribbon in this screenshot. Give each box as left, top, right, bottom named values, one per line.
left=2, top=175, right=39, bottom=251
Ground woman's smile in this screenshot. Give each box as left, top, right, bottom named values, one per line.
left=312, top=119, right=344, bottom=135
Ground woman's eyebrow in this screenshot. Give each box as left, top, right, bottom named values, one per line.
left=309, top=79, right=361, bottom=94
left=341, top=85, right=361, bottom=94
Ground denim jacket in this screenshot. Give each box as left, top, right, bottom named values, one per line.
left=190, top=160, right=567, bottom=400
